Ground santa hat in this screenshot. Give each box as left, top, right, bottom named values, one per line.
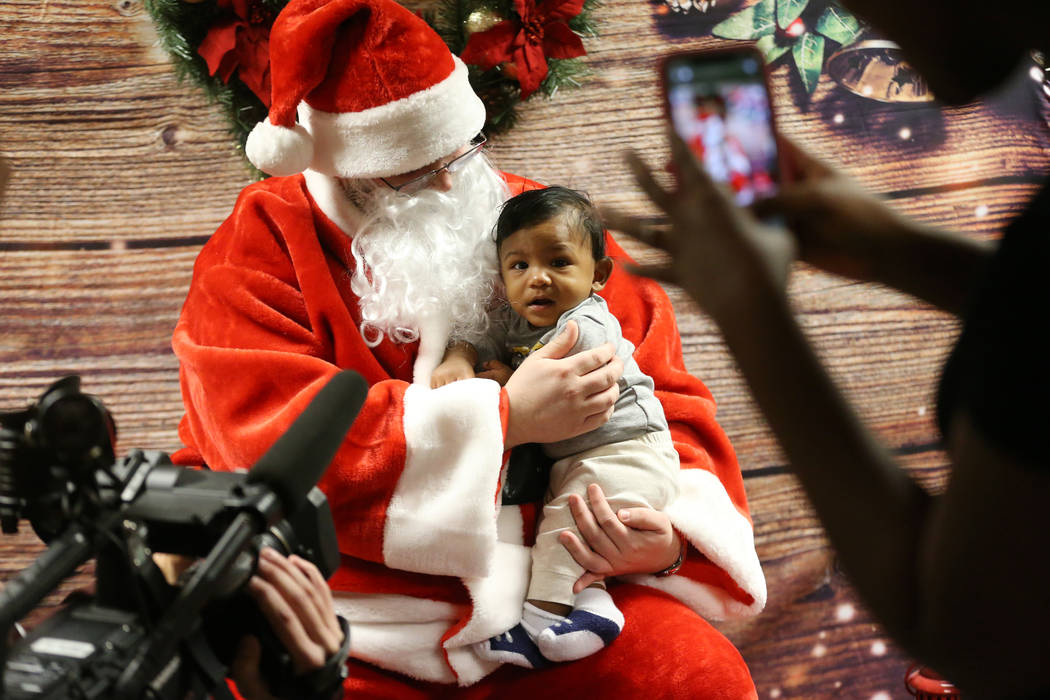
left=245, top=0, right=486, bottom=179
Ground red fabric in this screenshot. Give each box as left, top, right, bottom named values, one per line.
left=339, top=585, right=755, bottom=698
left=172, top=170, right=756, bottom=680
left=173, top=174, right=440, bottom=584
left=265, top=0, right=456, bottom=126
left=224, top=586, right=756, bottom=699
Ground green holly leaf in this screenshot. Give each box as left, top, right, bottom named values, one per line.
left=776, top=0, right=808, bottom=29
left=756, top=34, right=791, bottom=64
left=791, top=31, right=825, bottom=94
left=713, top=0, right=777, bottom=40
left=814, top=4, right=862, bottom=45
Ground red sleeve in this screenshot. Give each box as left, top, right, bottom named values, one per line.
left=173, top=179, right=506, bottom=579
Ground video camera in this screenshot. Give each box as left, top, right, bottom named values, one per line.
left=0, top=372, right=367, bottom=699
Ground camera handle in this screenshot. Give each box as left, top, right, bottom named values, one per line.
left=0, top=520, right=97, bottom=636
left=113, top=510, right=262, bottom=700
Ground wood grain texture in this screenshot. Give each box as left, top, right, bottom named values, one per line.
left=2, top=1, right=1048, bottom=697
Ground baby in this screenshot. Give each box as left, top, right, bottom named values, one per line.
left=432, top=186, right=681, bottom=667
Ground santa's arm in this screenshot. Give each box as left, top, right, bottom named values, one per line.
left=172, top=187, right=506, bottom=579
left=602, top=235, right=766, bottom=620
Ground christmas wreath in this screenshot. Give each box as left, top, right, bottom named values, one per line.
left=145, top=0, right=600, bottom=169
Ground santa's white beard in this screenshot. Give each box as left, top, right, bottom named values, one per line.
left=346, top=154, right=509, bottom=354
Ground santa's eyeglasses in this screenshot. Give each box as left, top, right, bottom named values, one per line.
left=380, top=134, right=487, bottom=195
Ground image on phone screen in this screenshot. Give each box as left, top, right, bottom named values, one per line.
left=665, top=52, right=779, bottom=205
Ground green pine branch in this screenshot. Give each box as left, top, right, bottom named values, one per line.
left=145, top=0, right=271, bottom=176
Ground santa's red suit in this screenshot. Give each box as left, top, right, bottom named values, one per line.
left=171, top=168, right=766, bottom=695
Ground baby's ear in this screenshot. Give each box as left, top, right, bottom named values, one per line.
left=592, top=257, right=614, bottom=291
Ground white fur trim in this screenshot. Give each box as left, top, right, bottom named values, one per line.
left=330, top=592, right=465, bottom=683
left=413, top=313, right=451, bottom=385
left=495, top=499, right=525, bottom=545
left=383, top=378, right=504, bottom=577
left=343, top=618, right=458, bottom=683
left=245, top=117, right=314, bottom=176
left=621, top=571, right=764, bottom=620
left=301, top=169, right=365, bottom=236
left=446, top=539, right=531, bottom=685
left=300, top=57, right=486, bottom=179
left=331, top=592, right=461, bottom=624
left=332, top=593, right=503, bottom=686
left=447, top=534, right=531, bottom=645
left=623, top=468, right=766, bottom=620
left=447, top=644, right=500, bottom=687
left=331, top=531, right=530, bottom=686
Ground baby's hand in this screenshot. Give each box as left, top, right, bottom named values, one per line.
left=476, top=360, right=513, bottom=386
left=431, top=357, right=476, bottom=388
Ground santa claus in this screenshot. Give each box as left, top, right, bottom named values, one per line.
left=171, top=0, right=766, bottom=695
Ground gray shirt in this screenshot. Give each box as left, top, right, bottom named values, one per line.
left=480, top=294, right=669, bottom=459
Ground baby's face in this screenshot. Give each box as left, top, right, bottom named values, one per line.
left=499, top=216, right=601, bottom=327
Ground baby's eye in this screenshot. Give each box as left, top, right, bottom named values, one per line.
left=551, top=258, right=571, bottom=268
left=510, top=261, right=528, bottom=271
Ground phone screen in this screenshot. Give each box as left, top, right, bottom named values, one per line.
left=665, top=51, right=779, bottom=205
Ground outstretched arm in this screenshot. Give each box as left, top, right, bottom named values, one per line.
left=753, top=137, right=991, bottom=314
left=603, top=132, right=935, bottom=656
left=606, top=131, right=1050, bottom=692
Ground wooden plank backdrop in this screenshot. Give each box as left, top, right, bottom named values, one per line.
left=2, top=1, right=1048, bottom=697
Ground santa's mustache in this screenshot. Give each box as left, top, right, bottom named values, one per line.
left=347, top=155, right=509, bottom=348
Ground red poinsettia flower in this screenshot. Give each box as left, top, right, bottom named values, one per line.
left=197, top=0, right=276, bottom=106
left=461, top=0, right=587, bottom=99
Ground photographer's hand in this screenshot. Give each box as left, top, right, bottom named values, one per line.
left=231, top=548, right=345, bottom=699
left=603, top=131, right=795, bottom=329
left=752, top=137, right=989, bottom=314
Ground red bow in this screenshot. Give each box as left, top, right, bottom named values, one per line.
left=461, top=0, right=587, bottom=99
left=197, top=0, right=275, bottom=107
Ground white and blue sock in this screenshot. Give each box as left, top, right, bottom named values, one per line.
left=473, top=605, right=560, bottom=669
left=536, top=587, right=624, bottom=662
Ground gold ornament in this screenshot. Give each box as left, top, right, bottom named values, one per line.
left=827, top=40, right=933, bottom=103
left=465, top=8, right=504, bottom=36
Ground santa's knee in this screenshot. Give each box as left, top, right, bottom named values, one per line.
left=608, top=586, right=757, bottom=699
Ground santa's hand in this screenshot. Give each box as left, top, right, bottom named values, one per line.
left=476, top=359, right=513, bottom=386
left=560, top=484, right=680, bottom=594
left=503, top=321, right=623, bottom=448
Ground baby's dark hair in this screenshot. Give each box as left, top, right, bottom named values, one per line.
left=495, top=186, right=606, bottom=260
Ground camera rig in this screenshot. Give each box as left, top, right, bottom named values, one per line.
left=0, top=372, right=366, bottom=699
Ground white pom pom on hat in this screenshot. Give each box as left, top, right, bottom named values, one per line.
left=246, top=0, right=486, bottom=179
left=245, top=118, right=314, bottom=177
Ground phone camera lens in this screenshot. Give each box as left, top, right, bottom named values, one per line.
left=672, top=65, right=694, bottom=82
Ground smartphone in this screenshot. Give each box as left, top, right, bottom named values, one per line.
left=662, top=48, right=781, bottom=206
